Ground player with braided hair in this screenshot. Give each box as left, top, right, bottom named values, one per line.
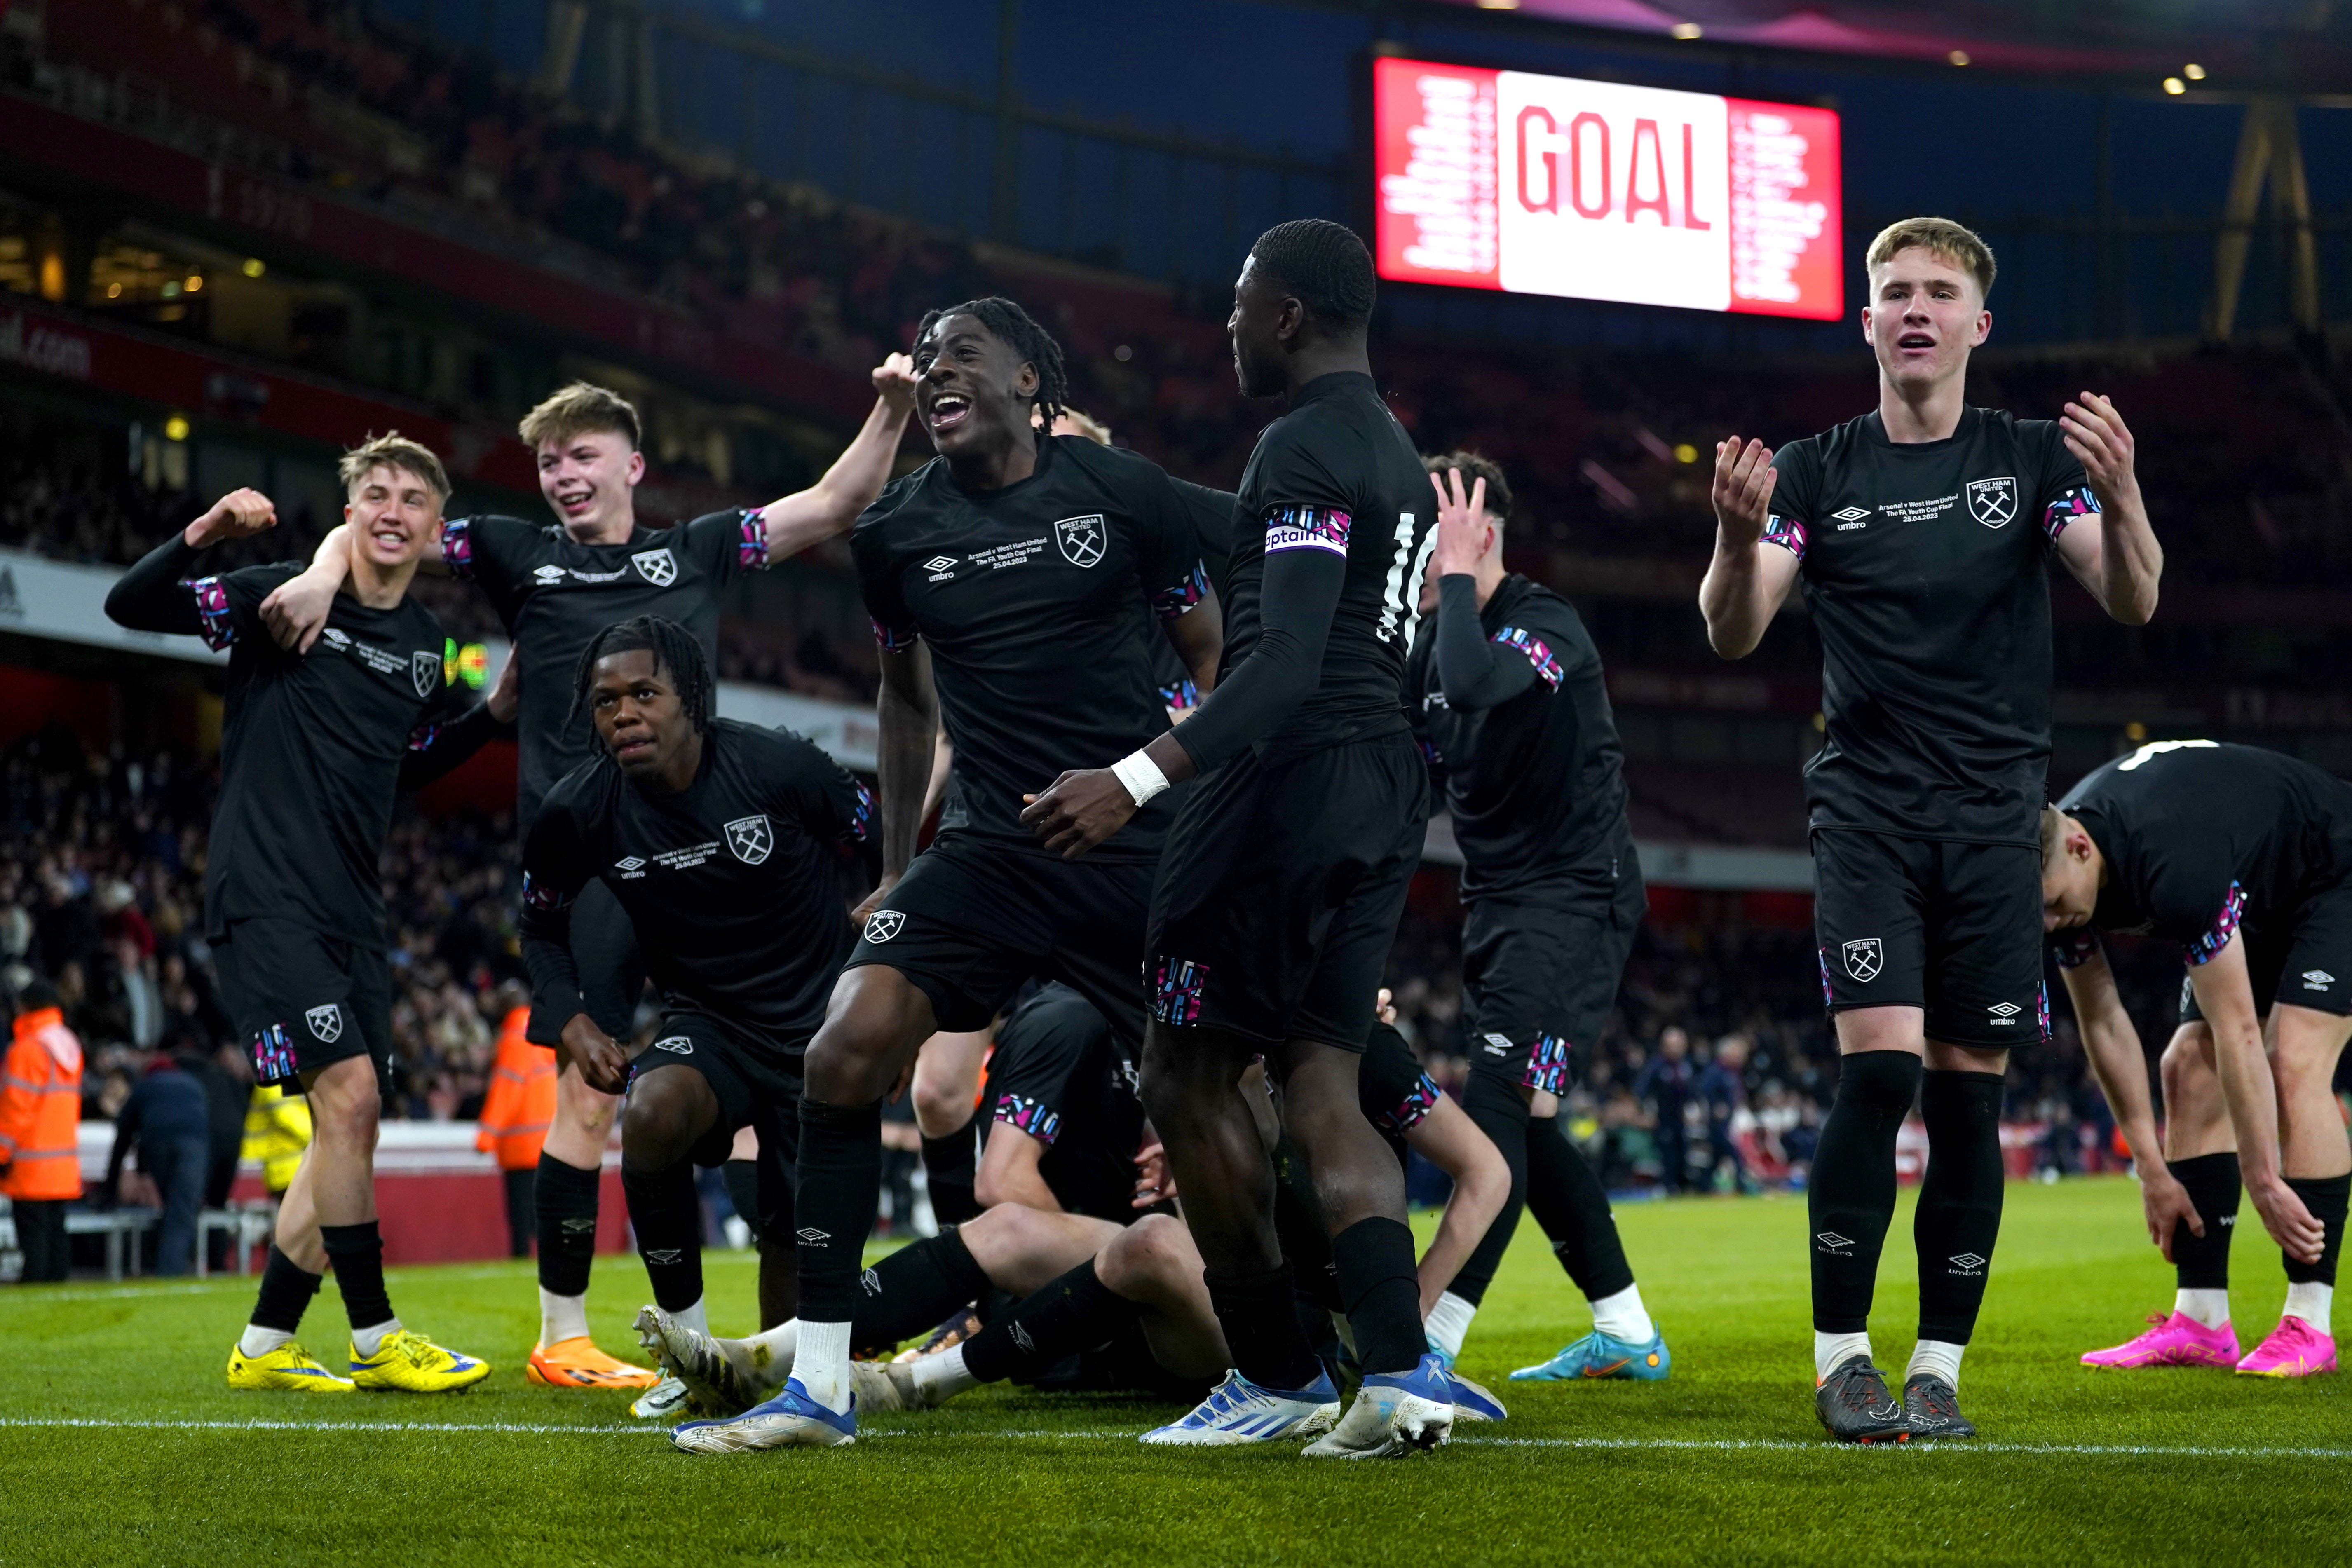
left=566, top=615, right=715, bottom=735
left=671, top=295, right=1224, bottom=1453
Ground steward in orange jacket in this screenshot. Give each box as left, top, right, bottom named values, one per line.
left=474, top=1000, right=551, bottom=1259
left=2, top=989, right=84, bottom=1282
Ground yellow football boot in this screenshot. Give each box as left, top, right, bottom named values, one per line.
left=527, top=1336, right=660, bottom=1390
left=226, top=1341, right=355, bottom=1392
left=348, top=1329, right=492, bottom=1392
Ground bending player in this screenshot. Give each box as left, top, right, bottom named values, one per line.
left=106, top=439, right=493, bottom=1393
left=1023, top=221, right=1452, bottom=1456
left=265, top=365, right=915, bottom=1390
left=1406, top=453, right=1669, bottom=1385
left=2045, top=740, right=2345, bottom=1376
left=676, top=295, right=1220, bottom=1451
left=1698, top=217, right=2162, bottom=1441
left=518, top=616, right=880, bottom=1409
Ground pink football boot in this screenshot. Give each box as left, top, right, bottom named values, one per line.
left=2081, top=1312, right=2240, bottom=1369
left=2235, top=1316, right=2338, bottom=1378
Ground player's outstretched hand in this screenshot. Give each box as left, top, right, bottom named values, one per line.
left=1133, top=1139, right=1175, bottom=1207
left=2249, top=1174, right=2326, bottom=1264
left=562, top=1013, right=631, bottom=1095
left=873, top=352, right=918, bottom=415
left=2141, top=1164, right=2202, bottom=1261
left=1429, top=468, right=1487, bottom=579
left=1710, top=437, right=1776, bottom=547
left=2059, top=392, right=2140, bottom=509
left=185, top=487, right=278, bottom=549
left=259, top=564, right=341, bottom=654
left=485, top=648, right=521, bottom=724
left=1020, top=769, right=1137, bottom=859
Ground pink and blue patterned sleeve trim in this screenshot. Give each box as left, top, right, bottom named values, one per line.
left=738, top=509, right=769, bottom=571
left=441, top=516, right=475, bottom=579
left=1761, top=513, right=1808, bottom=561
left=190, top=576, right=238, bottom=651
left=1263, top=505, right=1351, bottom=557
left=2050, top=928, right=2101, bottom=970
left=844, top=782, right=875, bottom=844
left=2183, top=882, right=2246, bottom=967
left=993, top=1093, right=1061, bottom=1145
left=1153, top=561, right=1210, bottom=619
left=870, top=616, right=918, bottom=653
left=2042, top=484, right=2101, bottom=543
left=1491, top=627, right=1564, bottom=691
left=1374, top=1074, right=1444, bottom=1135
left=520, top=871, right=575, bottom=913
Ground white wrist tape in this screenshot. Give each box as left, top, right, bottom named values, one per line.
left=1110, top=748, right=1171, bottom=808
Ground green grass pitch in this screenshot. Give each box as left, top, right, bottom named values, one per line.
left=4, top=1176, right=2347, bottom=1565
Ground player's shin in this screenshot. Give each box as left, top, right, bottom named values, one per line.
left=920, top=1127, right=981, bottom=1228
left=2280, top=1172, right=2349, bottom=1329
left=237, top=1245, right=324, bottom=1357
left=622, top=1158, right=706, bottom=1324
left=1331, top=1218, right=1427, bottom=1376
left=1808, top=1049, right=1922, bottom=1376
left=958, top=1258, right=1142, bottom=1390
left=1526, top=1114, right=1641, bottom=1319
left=1912, top=1070, right=2005, bottom=1378
left=792, top=1095, right=885, bottom=1413
left=1443, top=1073, right=1531, bottom=1334
left=535, top=1153, right=602, bottom=1344
left=850, top=1226, right=992, bottom=1355
left=2170, top=1152, right=2241, bottom=1327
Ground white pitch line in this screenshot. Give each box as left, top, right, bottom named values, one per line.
left=0, top=1415, right=2345, bottom=1460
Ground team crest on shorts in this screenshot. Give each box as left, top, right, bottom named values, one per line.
left=411, top=649, right=439, bottom=698
left=631, top=548, right=678, bottom=586
left=1841, top=938, right=1883, bottom=983
left=1967, top=476, right=2017, bottom=528
left=725, top=814, right=773, bottom=865
left=305, top=1004, right=343, bottom=1043
left=1053, top=513, right=1106, bottom=569
left=864, top=909, right=905, bottom=943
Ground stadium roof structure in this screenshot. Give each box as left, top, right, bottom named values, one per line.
left=1416, top=0, right=2352, bottom=84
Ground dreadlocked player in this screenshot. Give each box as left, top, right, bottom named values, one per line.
left=675, top=295, right=1221, bottom=1452
left=521, top=616, right=879, bottom=1363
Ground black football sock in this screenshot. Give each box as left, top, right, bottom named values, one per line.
left=721, top=1158, right=761, bottom=1235
left=1447, top=1071, right=1531, bottom=1308
left=1914, top=1070, right=2007, bottom=1345
left=794, top=1097, right=883, bottom=1322
left=920, top=1125, right=981, bottom=1228
left=2169, top=1152, right=2241, bottom=1291
left=621, top=1158, right=704, bottom=1314
left=1526, top=1113, right=1637, bottom=1301
left=502, top=1167, right=536, bottom=1259
left=1808, top=1049, right=1922, bottom=1334
left=535, top=1152, right=602, bottom=1298
left=1206, top=1259, right=1325, bottom=1393
left=2283, top=1173, right=2351, bottom=1287
left=319, top=1221, right=394, bottom=1332
left=247, top=1245, right=323, bottom=1334
left=1269, top=1135, right=1340, bottom=1310
left=961, top=1259, right=1142, bottom=1385
left=1330, top=1216, right=1426, bottom=1376
left=849, top=1227, right=992, bottom=1354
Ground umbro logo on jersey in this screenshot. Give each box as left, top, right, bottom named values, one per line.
left=1054, top=513, right=1106, bottom=569
left=864, top=909, right=905, bottom=944
left=615, top=857, right=645, bottom=872
left=1967, top=476, right=2018, bottom=528
left=653, top=1036, right=693, bottom=1054
left=2305, top=970, right=2336, bottom=989
left=923, top=555, right=959, bottom=582
left=305, top=1005, right=343, bottom=1043
left=725, top=813, right=773, bottom=865
left=1831, top=506, right=1871, bottom=523
left=1842, top=938, right=1882, bottom=982
left=1815, top=1231, right=1854, bottom=1255
left=1989, top=1001, right=2021, bottom=1026
left=532, top=564, right=566, bottom=585
left=411, top=649, right=439, bottom=698
left=631, top=548, right=678, bottom=586
left=321, top=628, right=351, bottom=647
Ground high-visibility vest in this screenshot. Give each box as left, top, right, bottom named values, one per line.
left=241, top=1085, right=312, bottom=1192
left=0, top=1007, right=83, bottom=1200
left=475, top=1006, right=554, bottom=1172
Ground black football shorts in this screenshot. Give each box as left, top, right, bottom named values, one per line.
left=1461, top=871, right=1646, bottom=1095
left=626, top=1009, right=802, bottom=1244
left=1147, top=733, right=1425, bottom=1051
left=1812, top=828, right=2047, bottom=1049
left=843, top=830, right=1155, bottom=1045
left=215, top=916, right=392, bottom=1093
left=2177, top=880, right=2352, bottom=1024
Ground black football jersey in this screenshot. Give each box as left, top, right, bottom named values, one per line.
left=443, top=509, right=767, bottom=828
left=2054, top=741, right=2352, bottom=967
left=984, top=981, right=1145, bottom=1223
left=1766, top=408, right=2098, bottom=846
left=1218, top=372, right=1436, bottom=762
left=852, top=435, right=1208, bottom=860
left=519, top=719, right=879, bottom=1061
left=1408, top=574, right=1632, bottom=901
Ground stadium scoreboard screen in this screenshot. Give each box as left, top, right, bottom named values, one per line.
left=1372, top=56, right=1843, bottom=320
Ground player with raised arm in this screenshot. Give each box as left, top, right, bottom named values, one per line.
left=671, top=295, right=1220, bottom=1452
left=2045, top=741, right=2347, bottom=1376
left=1698, top=217, right=2162, bottom=1442
left=105, top=437, right=497, bottom=1394
left=1405, top=454, right=1668, bottom=1385
left=261, top=366, right=915, bottom=1392
left=1021, top=220, right=1451, bottom=1458
left=516, top=616, right=880, bottom=1409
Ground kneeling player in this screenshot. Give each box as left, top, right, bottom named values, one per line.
left=2045, top=740, right=2348, bottom=1376
left=519, top=615, right=880, bottom=1409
